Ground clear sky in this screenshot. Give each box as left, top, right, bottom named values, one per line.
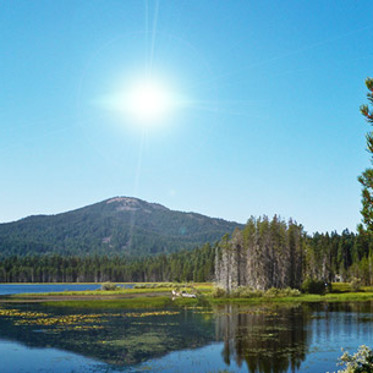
left=1, top=0, right=373, bottom=234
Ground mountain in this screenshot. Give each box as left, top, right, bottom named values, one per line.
left=0, top=197, right=243, bottom=257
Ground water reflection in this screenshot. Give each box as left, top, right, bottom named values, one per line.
left=309, top=302, right=373, bottom=348
left=0, top=304, right=216, bottom=367
left=0, top=301, right=373, bottom=372
left=215, top=304, right=310, bottom=373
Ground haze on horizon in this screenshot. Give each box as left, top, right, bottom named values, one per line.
left=1, top=1, right=373, bottom=234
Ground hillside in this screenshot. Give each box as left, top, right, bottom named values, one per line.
left=0, top=197, right=242, bottom=257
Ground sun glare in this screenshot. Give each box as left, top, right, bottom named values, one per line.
left=99, top=75, right=182, bottom=128
left=125, top=79, right=173, bottom=125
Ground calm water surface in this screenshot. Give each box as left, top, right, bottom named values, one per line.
left=0, top=283, right=133, bottom=295
left=0, top=286, right=372, bottom=373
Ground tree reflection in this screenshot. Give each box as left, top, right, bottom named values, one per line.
left=215, top=304, right=311, bottom=373
left=0, top=304, right=216, bottom=366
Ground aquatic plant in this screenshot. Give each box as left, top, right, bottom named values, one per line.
left=0, top=308, right=49, bottom=318
left=14, top=313, right=105, bottom=327
left=125, top=311, right=180, bottom=318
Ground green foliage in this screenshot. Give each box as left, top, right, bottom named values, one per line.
left=230, top=286, right=263, bottom=298
left=301, top=278, right=326, bottom=295
left=216, top=215, right=305, bottom=291
left=264, top=287, right=301, bottom=298
left=335, top=345, right=373, bottom=373
left=349, top=277, right=362, bottom=292
left=100, top=282, right=118, bottom=291
left=0, top=197, right=241, bottom=258
left=263, top=287, right=282, bottom=298
left=359, top=77, right=373, bottom=232
left=213, top=285, right=301, bottom=299
left=212, top=287, right=227, bottom=298
left=42, top=296, right=173, bottom=309
left=2, top=228, right=373, bottom=287
left=0, top=242, right=217, bottom=283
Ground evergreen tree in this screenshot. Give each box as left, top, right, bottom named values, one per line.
left=359, top=77, right=373, bottom=231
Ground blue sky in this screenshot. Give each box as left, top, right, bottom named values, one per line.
left=1, top=0, right=373, bottom=233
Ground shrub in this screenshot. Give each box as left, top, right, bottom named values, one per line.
left=283, top=288, right=301, bottom=297
left=264, top=287, right=301, bottom=298
left=264, top=287, right=281, bottom=298
left=335, top=345, right=373, bottom=373
left=301, top=278, right=326, bottom=295
left=230, top=286, right=246, bottom=298
left=212, top=287, right=227, bottom=298
left=229, top=286, right=263, bottom=298
left=225, top=286, right=301, bottom=298
left=100, top=282, right=118, bottom=291
left=156, top=282, right=174, bottom=288
left=240, top=288, right=263, bottom=298
left=134, top=284, right=146, bottom=289
left=350, top=277, right=362, bottom=292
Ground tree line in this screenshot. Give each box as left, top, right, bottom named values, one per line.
left=0, top=243, right=215, bottom=283
left=1, top=225, right=373, bottom=284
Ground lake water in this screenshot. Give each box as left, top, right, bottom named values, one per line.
left=0, top=286, right=372, bottom=373
left=0, top=283, right=133, bottom=295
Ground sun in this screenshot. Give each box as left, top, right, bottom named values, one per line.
left=98, top=75, right=181, bottom=128
left=125, top=79, right=173, bottom=125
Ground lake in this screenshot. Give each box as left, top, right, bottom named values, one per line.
left=0, top=283, right=134, bottom=295
left=0, top=286, right=372, bottom=372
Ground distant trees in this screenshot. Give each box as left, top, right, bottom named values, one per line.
left=0, top=243, right=216, bottom=283
left=1, top=225, right=372, bottom=285
left=359, top=77, right=373, bottom=231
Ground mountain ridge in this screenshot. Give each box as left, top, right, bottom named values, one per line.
left=0, top=196, right=243, bottom=257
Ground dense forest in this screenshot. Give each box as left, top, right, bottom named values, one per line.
left=216, top=216, right=373, bottom=291
left=1, top=219, right=373, bottom=284
left=215, top=216, right=304, bottom=291
left=0, top=197, right=242, bottom=257
left=0, top=243, right=216, bottom=283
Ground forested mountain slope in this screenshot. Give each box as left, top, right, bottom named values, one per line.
left=0, top=197, right=242, bottom=257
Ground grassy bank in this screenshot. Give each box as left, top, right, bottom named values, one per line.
left=209, top=291, right=373, bottom=305
left=42, top=296, right=200, bottom=309
left=40, top=290, right=373, bottom=309
left=2, top=282, right=373, bottom=308
left=210, top=283, right=373, bottom=304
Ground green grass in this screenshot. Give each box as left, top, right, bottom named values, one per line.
left=209, top=292, right=373, bottom=305
left=35, top=290, right=373, bottom=310
left=41, top=296, right=199, bottom=309
left=5, top=282, right=373, bottom=309
left=42, top=296, right=173, bottom=309
left=210, top=283, right=373, bottom=304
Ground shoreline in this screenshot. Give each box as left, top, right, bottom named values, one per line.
left=0, top=282, right=372, bottom=308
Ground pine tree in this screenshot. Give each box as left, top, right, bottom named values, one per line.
left=359, top=77, right=373, bottom=231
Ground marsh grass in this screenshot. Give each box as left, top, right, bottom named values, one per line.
left=13, top=287, right=173, bottom=297
left=41, top=295, right=200, bottom=309
left=210, top=291, right=373, bottom=305
left=210, top=283, right=373, bottom=304
left=6, top=282, right=373, bottom=308
left=41, top=296, right=173, bottom=309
